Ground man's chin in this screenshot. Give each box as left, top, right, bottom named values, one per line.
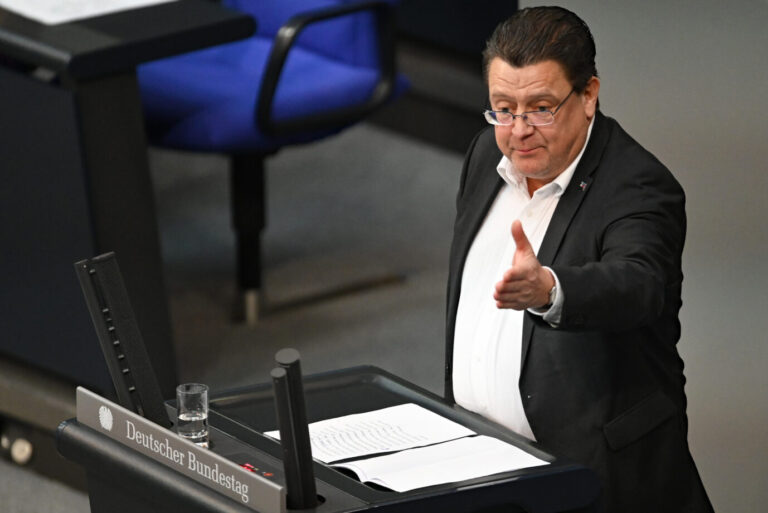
left=510, top=161, right=549, bottom=180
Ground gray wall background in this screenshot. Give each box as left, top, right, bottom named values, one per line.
left=521, top=1, right=768, bottom=510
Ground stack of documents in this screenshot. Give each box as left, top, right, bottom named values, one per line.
left=265, top=403, right=548, bottom=492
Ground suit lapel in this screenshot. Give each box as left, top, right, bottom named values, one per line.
left=447, top=172, right=503, bottom=323
left=446, top=131, right=504, bottom=388
left=452, top=175, right=504, bottom=282
left=520, top=112, right=612, bottom=370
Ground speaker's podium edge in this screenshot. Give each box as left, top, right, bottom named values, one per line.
left=57, top=372, right=600, bottom=513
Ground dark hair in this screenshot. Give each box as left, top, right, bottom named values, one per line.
left=483, top=6, right=597, bottom=92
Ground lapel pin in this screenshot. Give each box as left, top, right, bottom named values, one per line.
left=579, top=181, right=588, bottom=191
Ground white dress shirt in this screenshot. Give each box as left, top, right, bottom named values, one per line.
left=452, top=120, right=593, bottom=440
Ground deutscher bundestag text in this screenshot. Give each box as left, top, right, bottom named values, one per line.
left=125, top=420, right=250, bottom=503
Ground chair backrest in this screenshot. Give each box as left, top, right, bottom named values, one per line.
left=222, top=0, right=395, bottom=68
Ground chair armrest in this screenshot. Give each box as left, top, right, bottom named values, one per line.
left=256, top=0, right=397, bottom=137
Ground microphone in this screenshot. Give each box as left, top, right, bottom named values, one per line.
left=271, top=348, right=317, bottom=509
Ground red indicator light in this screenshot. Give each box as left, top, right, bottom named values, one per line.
left=240, top=463, right=258, bottom=472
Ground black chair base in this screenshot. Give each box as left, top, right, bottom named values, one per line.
left=241, top=288, right=262, bottom=325
left=229, top=153, right=405, bottom=325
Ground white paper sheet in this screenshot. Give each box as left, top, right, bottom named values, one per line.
left=334, top=435, right=549, bottom=492
left=0, top=0, right=178, bottom=25
left=265, top=403, right=476, bottom=463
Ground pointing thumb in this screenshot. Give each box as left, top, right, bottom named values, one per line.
left=511, top=220, right=534, bottom=263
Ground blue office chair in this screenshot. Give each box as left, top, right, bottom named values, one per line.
left=138, top=0, right=407, bottom=323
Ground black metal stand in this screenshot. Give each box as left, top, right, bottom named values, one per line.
left=272, top=349, right=318, bottom=509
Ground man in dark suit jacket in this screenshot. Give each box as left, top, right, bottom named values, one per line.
left=445, top=7, right=713, bottom=512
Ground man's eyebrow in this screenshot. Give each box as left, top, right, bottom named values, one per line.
left=489, top=91, right=559, bottom=104
left=528, top=92, right=559, bottom=102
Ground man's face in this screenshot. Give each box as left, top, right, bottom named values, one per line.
left=488, top=58, right=599, bottom=190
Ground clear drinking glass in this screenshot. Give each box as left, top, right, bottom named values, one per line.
left=176, top=383, right=209, bottom=448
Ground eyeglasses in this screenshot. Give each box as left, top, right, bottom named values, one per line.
left=483, top=89, right=575, bottom=127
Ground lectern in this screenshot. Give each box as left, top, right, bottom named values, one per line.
left=59, top=366, right=599, bottom=513
left=57, top=253, right=600, bottom=512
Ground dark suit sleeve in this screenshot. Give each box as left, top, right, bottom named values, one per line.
left=551, top=142, right=686, bottom=332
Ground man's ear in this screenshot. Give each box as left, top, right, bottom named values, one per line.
left=583, top=76, right=600, bottom=117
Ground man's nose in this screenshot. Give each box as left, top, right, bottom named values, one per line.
left=509, top=116, right=535, bottom=138
left=496, top=116, right=534, bottom=139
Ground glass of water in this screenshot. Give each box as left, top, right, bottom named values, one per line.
left=176, top=383, right=209, bottom=448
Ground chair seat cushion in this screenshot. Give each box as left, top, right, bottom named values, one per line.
left=138, top=36, right=386, bottom=153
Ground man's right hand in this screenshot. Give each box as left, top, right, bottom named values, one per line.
left=493, top=220, right=554, bottom=310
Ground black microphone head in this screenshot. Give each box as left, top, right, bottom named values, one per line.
left=275, top=348, right=301, bottom=366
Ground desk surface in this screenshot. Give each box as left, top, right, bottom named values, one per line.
left=206, top=366, right=601, bottom=512
left=0, top=0, right=255, bottom=79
